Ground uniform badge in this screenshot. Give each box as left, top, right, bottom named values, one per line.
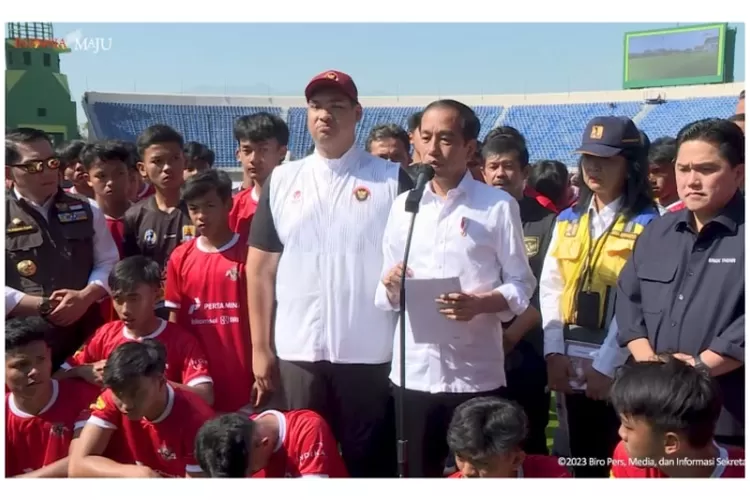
left=182, top=225, right=197, bottom=241
left=564, top=221, right=579, bottom=237
left=57, top=211, right=88, bottom=223
left=144, top=229, right=157, bottom=246
left=7, top=218, right=34, bottom=234
left=292, top=190, right=302, bottom=203
left=459, top=217, right=468, bottom=236
left=90, top=396, right=107, bottom=411
left=225, top=266, right=239, bottom=281
left=524, top=236, right=540, bottom=257
left=353, top=186, right=370, bottom=202
left=16, top=260, right=37, bottom=277
left=55, top=203, right=68, bottom=211
left=590, top=125, right=604, bottom=140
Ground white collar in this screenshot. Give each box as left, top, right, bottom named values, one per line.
left=13, top=186, right=56, bottom=211
left=587, top=195, right=623, bottom=218
left=148, top=384, right=175, bottom=424
left=9, top=379, right=59, bottom=418
left=312, top=143, right=360, bottom=173
left=423, top=170, right=475, bottom=202
left=257, top=410, right=288, bottom=452
left=122, top=318, right=167, bottom=341
left=196, top=233, right=240, bottom=254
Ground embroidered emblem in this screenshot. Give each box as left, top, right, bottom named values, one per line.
left=353, top=186, right=370, bottom=202
left=524, top=236, right=540, bottom=257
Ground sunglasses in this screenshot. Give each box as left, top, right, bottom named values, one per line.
left=7, top=157, right=61, bottom=174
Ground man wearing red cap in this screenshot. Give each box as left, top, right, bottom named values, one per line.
left=245, top=70, right=412, bottom=478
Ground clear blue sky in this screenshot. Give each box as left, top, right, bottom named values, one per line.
left=52, top=23, right=745, bottom=121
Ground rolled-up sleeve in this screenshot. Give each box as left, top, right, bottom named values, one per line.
left=540, top=224, right=565, bottom=357
left=614, top=240, right=649, bottom=348
left=374, top=198, right=403, bottom=312
left=493, top=198, right=536, bottom=318
left=709, top=314, right=745, bottom=362
left=87, top=202, right=120, bottom=294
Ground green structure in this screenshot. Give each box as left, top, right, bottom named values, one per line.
left=5, top=22, right=78, bottom=144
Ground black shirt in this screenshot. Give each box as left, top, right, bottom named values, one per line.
left=615, top=191, right=744, bottom=437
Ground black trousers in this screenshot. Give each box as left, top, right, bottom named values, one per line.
left=396, top=385, right=507, bottom=478
left=276, top=359, right=395, bottom=478
left=48, top=304, right=104, bottom=372
left=563, top=392, right=621, bottom=477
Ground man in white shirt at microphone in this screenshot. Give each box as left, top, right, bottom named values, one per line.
left=375, top=99, right=537, bottom=478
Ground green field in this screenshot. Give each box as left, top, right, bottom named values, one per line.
left=547, top=393, right=559, bottom=451
left=627, top=50, right=718, bottom=82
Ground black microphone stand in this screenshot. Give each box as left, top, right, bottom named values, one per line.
left=396, top=188, right=423, bottom=479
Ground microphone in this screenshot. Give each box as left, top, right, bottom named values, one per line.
left=404, top=164, right=435, bottom=214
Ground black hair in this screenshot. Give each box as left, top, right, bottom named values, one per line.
left=676, top=118, right=745, bottom=167
left=407, top=111, right=423, bottom=133
left=639, top=129, right=651, bottom=152
left=447, top=397, right=528, bottom=464
left=102, top=339, right=167, bottom=393
left=648, top=137, right=677, bottom=166
left=108, top=255, right=163, bottom=294
left=56, top=139, right=87, bottom=168
left=195, top=413, right=255, bottom=478
left=611, top=357, right=721, bottom=448
left=113, top=140, right=139, bottom=171
left=233, top=112, right=289, bottom=147
left=729, top=113, right=745, bottom=123
left=365, top=124, right=410, bottom=153
left=181, top=168, right=233, bottom=203
left=184, top=141, right=215, bottom=167
left=422, top=100, right=480, bottom=142
left=739, top=90, right=745, bottom=100
left=482, top=135, right=530, bottom=167
left=484, top=126, right=527, bottom=148
left=79, top=140, right=131, bottom=170
left=136, top=124, right=184, bottom=158
left=529, top=160, right=570, bottom=207
left=5, top=316, right=51, bottom=353
left=5, top=127, right=53, bottom=165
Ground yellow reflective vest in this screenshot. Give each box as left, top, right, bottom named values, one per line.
left=551, top=206, right=658, bottom=327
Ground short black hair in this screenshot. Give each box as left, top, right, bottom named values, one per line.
left=485, top=126, right=527, bottom=148
left=407, top=111, right=423, bottom=133
left=6, top=127, right=53, bottom=165
left=447, top=397, right=528, bottom=464
left=676, top=118, right=745, bottom=167
left=482, top=135, right=530, bottom=167
left=365, top=124, right=410, bottom=153
left=195, top=413, right=255, bottom=478
left=136, top=124, right=184, bottom=158
left=422, top=100, right=480, bottom=142
left=113, top=140, right=139, bottom=171
left=611, top=357, right=721, bottom=448
left=184, top=141, right=215, bottom=167
left=79, top=140, right=131, bottom=170
left=729, top=113, right=745, bottom=123
left=233, top=112, right=289, bottom=147
left=108, top=256, right=162, bottom=294
left=103, top=339, right=167, bottom=393
left=648, top=137, right=677, bottom=166
left=181, top=168, right=233, bottom=204
left=5, top=317, right=51, bottom=353
left=529, top=160, right=569, bottom=207
left=739, top=90, right=745, bottom=100
left=56, top=139, right=87, bottom=168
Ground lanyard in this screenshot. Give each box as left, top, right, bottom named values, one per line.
left=580, top=211, right=621, bottom=292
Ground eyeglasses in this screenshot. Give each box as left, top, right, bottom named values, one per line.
left=7, top=157, right=61, bottom=174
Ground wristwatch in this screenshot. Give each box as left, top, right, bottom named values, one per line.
left=38, top=297, right=54, bottom=316
left=692, top=355, right=709, bottom=374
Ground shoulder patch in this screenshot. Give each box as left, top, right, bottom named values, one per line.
left=557, top=207, right=580, bottom=223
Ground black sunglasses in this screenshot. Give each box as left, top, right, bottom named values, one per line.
left=7, top=157, right=61, bottom=174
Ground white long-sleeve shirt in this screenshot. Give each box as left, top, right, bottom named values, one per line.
left=5, top=188, right=119, bottom=315
left=375, top=172, right=537, bottom=393
left=539, top=196, right=630, bottom=378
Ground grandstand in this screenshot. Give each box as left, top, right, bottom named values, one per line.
left=83, top=81, right=743, bottom=181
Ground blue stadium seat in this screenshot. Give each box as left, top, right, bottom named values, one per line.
left=637, top=96, right=738, bottom=139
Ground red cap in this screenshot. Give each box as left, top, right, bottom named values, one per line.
left=304, top=70, right=358, bottom=102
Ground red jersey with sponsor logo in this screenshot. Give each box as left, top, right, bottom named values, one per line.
left=251, top=410, right=348, bottom=478
left=448, top=455, right=572, bottom=478
left=86, top=385, right=214, bottom=477
left=62, top=319, right=212, bottom=388
left=228, top=187, right=259, bottom=242
left=610, top=441, right=745, bottom=478
left=5, top=379, right=100, bottom=477
left=165, top=234, right=252, bottom=413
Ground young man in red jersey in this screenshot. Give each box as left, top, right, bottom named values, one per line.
left=228, top=113, right=288, bottom=240
left=195, top=410, right=348, bottom=478
left=446, top=397, right=571, bottom=478
left=5, top=317, right=101, bottom=477
left=609, top=357, right=744, bottom=478
left=69, top=340, right=215, bottom=478
left=165, top=169, right=252, bottom=413
left=57, top=256, right=214, bottom=406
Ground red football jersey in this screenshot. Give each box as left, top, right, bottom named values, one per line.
left=448, top=455, right=572, bottom=478
left=610, top=441, right=745, bottom=478
left=228, top=187, right=259, bottom=241
left=5, top=379, right=101, bottom=477
left=105, top=215, right=126, bottom=259
left=136, top=182, right=156, bottom=202
left=164, top=234, right=252, bottom=412
left=61, top=319, right=213, bottom=389
left=87, top=385, right=214, bottom=477
left=251, top=410, right=348, bottom=478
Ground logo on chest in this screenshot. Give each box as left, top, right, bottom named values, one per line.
left=524, top=236, right=540, bottom=257
left=353, top=186, right=370, bottom=202
left=157, top=444, right=177, bottom=461
left=225, top=266, right=239, bottom=281
left=50, top=422, right=68, bottom=437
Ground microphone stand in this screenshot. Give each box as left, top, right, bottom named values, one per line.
left=396, top=188, right=422, bottom=479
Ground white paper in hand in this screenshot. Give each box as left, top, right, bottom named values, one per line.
left=404, top=277, right=467, bottom=345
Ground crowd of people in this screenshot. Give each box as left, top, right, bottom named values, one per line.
left=4, top=69, right=745, bottom=479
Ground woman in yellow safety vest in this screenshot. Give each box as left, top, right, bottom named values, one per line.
left=539, top=116, right=658, bottom=477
